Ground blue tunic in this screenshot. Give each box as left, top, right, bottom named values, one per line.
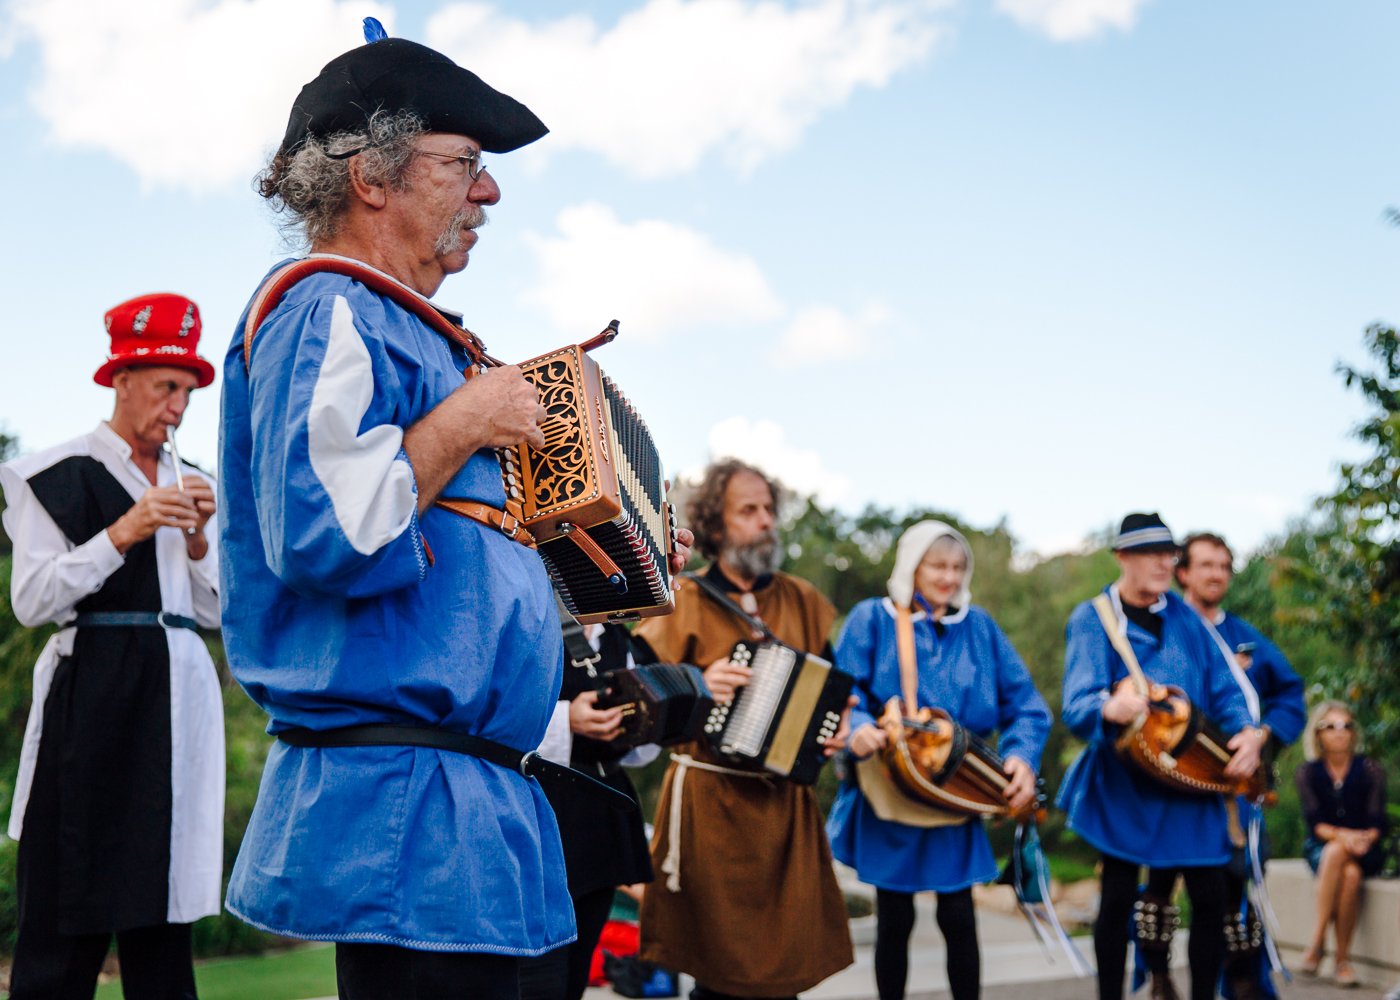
left=1213, top=612, right=1305, bottom=747
left=826, top=599, right=1051, bottom=892
left=218, top=260, right=572, bottom=954
left=1057, top=588, right=1253, bottom=867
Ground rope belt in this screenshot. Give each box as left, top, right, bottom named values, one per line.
left=73, top=611, right=200, bottom=630
left=277, top=724, right=635, bottom=813
left=662, top=752, right=772, bottom=893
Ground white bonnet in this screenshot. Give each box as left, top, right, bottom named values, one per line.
left=886, top=519, right=974, bottom=611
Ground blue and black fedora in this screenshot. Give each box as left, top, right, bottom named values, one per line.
left=1112, top=512, right=1177, bottom=553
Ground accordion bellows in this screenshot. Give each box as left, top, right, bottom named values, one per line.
left=502, top=343, right=678, bottom=624
left=595, top=664, right=714, bottom=750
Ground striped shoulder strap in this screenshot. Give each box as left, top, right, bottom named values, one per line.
left=241, top=257, right=493, bottom=370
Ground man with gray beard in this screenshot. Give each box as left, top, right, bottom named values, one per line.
left=632, top=460, right=853, bottom=1000
left=216, top=25, right=653, bottom=1000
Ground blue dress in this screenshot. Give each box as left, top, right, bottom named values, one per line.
left=218, top=260, right=572, bottom=954
left=1057, top=588, right=1253, bottom=867
left=826, top=599, right=1051, bottom=892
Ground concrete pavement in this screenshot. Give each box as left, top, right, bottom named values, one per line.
left=584, top=892, right=1397, bottom=1000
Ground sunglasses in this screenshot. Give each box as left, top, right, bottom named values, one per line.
left=1316, top=721, right=1355, bottom=732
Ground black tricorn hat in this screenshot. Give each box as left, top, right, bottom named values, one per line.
left=278, top=37, right=548, bottom=156
left=1112, top=512, right=1176, bottom=553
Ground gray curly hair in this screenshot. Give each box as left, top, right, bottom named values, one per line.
left=256, top=108, right=426, bottom=248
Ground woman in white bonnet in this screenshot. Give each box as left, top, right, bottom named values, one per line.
left=826, top=520, right=1051, bottom=1000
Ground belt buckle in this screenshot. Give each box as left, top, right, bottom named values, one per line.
left=501, top=517, right=522, bottom=541
left=518, top=749, right=540, bottom=778
left=156, top=610, right=177, bottom=629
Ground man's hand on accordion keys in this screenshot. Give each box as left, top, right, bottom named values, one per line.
left=669, top=525, right=694, bottom=579
left=460, top=364, right=548, bottom=450
left=569, top=689, right=625, bottom=741
left=702, top=655, right=752, bottom=705
left=821, top=695, right=859, bottom=758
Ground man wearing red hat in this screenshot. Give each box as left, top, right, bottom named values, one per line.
left=0, top=293, right=224, bottom=999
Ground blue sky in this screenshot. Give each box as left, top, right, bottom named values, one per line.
left=1, top=0, right=1396, bottom=559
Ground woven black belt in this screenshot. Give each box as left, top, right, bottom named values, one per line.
left=73, top=611, right=200, bottom=630
left=276, top=724, right=636, bottom=814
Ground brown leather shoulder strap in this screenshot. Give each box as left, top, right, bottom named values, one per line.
left=894, top=603, right=919, bottom=713
left=241, top=257, right=494, bottom=370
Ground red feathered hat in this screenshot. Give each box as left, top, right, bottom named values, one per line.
left=94, top=293, right=215, bottom=388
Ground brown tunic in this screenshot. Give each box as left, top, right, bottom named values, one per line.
left=636, top=569, right=853, bottom=997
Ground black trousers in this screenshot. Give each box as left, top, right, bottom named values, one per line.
left=874, top=887, right=979, bottom=1000
left=1097, top=856, right=1227, bottom=1000
left=8, top=921, right=197, bottom=1000
left=516, top=884, right=616, bottom=1000
left=336, top=943, right=520, bottom=1000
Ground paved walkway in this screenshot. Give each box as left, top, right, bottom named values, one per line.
left=584, top=898, right=1395, bottom=1000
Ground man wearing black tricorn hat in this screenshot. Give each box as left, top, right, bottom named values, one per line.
left=1057, top=513, right=1264, bottom=1000
left=219, top=21, right=689, bottom=999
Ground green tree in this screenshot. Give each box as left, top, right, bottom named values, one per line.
left=0, top=429, right=16, bottom=555
left=1304, top=324, right=1400, bottom=748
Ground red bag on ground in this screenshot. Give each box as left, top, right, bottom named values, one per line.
left=591, top=919, right=641, bottom=986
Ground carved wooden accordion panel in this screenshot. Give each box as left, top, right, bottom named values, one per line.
left=702, top=640, right=852, bottom=785
left=503, top=345, right=678, bottom=624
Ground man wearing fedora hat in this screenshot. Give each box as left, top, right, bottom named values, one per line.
left=218, top=22, right=690, bottom=1000
left=0, top=293, right=223, bottom=999
left=1057, top=513, right=1265, bottom=1000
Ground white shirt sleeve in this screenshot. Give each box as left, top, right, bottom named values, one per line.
left=186, top=509, right=221, bottom=628
left=1, top=463, right=126, bottom=627
left=537, top=701, right=574, bottom=765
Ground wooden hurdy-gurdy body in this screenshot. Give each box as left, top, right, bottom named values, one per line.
left=878, top=701, right=1044, bottom=820
left=1114, top=682, right=1275, bottom=804
left=701, top=640, right=852, bottom=785
left=500, top=327, right=678, bottom=624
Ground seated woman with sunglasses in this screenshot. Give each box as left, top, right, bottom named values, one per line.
left=1293, top=700, right=1388, bottom=987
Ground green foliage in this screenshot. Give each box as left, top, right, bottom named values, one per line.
left=190, top=644, right=286, bottom=958
left=1303, top=324, right=1400, bottom=746
left=0, top=429, right=16, bottom=555
left=0, top=559, right=54, bottom=832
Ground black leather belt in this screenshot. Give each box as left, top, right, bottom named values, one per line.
left=276, top=724, right=637, bottom=814
left=73, top=611, right=200, bottom=630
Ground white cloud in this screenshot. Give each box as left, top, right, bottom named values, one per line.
left=523, top=201, right=784, bottom=338
left=770, top=302, right=888, bottom=366
left=428, top=0, right=947, bottom=178
left=689, top=416, right=852, bottom=505
left=994, top=0, right=1148, bottom=41
left=2, top=0, right=391, bottom=191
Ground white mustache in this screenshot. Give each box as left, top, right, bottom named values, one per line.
left=434, top=206, right=489, bottom=255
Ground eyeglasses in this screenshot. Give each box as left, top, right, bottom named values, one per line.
left=415, top=148, right=487, bottom=181
left=1316, top=721, right=1355, bottom=732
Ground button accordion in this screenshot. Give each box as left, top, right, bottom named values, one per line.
left=499, top=323, right=679, bottom=624
left=594, top=664, right=714, bottom=751
left=701, top=640, right=853, bottom=785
